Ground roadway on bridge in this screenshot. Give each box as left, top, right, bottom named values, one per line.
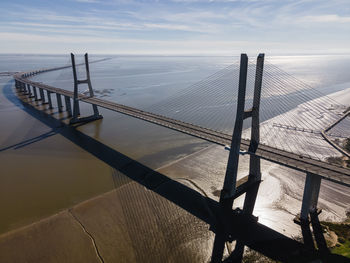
left=14, top=73, right=350, bottom=187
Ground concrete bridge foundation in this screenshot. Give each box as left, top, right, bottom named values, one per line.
left=301, top=173, right=321, bottom=222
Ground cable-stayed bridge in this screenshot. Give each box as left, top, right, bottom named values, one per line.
left=12, top=53, right=350, bottom=261
left=13, top=54, right=350, bottom=186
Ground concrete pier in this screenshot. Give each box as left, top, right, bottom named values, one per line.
left=39, top=88, right=47, bottom=104
left=47, top=90, right=53, bottom=109
left=64, top=96, right=72, bottom=117
left=300, top=172, right=321, bottom=221
left=26, top=84, right=32, bottom=97
left=56, top=94, right=63, bottom=112
left=33, top=86, right=38, bottom=101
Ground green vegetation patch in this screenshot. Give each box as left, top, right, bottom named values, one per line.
left=332, top=239, right=350, bottom=258
left=345, top=138, right=350, bottom=153
left=322, top=221, right=350, bottom=258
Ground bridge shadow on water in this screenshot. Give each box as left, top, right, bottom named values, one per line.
left=3, top=80, right=349, bottom=263
left=0, top=130, right=57, bottom=151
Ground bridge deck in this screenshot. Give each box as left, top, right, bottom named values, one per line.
left=14, top=73, right=350, bottom=187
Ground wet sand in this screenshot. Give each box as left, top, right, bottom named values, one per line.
left=158, top=144, right=350, bottom=235
left=0, top=181, right=216, bottom=263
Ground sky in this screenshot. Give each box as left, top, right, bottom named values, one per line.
left=0, top=0, right=349, bottom=55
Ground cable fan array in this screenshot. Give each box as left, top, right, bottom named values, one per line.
left=145, top=58, right=349, bottom=161
left=28, top=55, right=350, bottom=162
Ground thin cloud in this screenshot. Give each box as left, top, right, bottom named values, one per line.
left=0, top=0, right=349, bottom=54
left=75, top=0, right=100, bottom=3
left=301, top=14, right=350, bottom=23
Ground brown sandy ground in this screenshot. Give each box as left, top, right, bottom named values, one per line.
left=0, top=181, right=214, bottom=263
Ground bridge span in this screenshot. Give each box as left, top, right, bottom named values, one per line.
left=13, top=66, right=350, bottom=188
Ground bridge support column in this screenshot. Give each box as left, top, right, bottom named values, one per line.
left=212, top=54, right=265, bottom=263
left=20, top=82, right=24, bottom=92
left=56, top=94, right=63, bottom=112
left=300, top=172, right=321, bottom=222
left=33, top=86, right=39, bottom=101
left=64, top=96, right=72, bottom=117
left=39, top=88, right=47, bottom=103
left=27, top=84, right=33, bottom=97
left=69, top=53, right=102, bottom=124
left=23, top=83, right=27, bottom=94
left=220, top=54, right=249, bottom=203
left=22, top=83, right=28, bottom=94
left=243, top=54, right=264, bottom=215
left=219, top=54, right=264, bottom=208
left=26, top=84, right=31, bottom=95
left=47, top=90, right=53, bottom=109
left=71, top=53, right=80, bottom=120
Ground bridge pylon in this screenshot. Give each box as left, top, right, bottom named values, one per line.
left=219, top=53, right=264, bottom=212
left=70, top=53, right=103, bottom=124
left=211, top=54, right=264, bottom=263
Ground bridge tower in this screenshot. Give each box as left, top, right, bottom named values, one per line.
left=211, top=54, right=264, bottom=263
left=70, top=53, right=103, bottom=124
left=220, top=53, right=264, bottom=213
left=211, top=54, right=326, bottom=262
